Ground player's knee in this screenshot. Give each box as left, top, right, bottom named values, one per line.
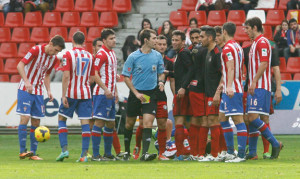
left=157, top=119, right=167, bottom=129
left=105, top=121, right=115, bottom=129
left=30, top=118, right=40, bottom=127
left=20, top=116, right=30, bottom=125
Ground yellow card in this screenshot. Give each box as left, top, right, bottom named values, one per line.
left=142, top=94, right=150, bottom=104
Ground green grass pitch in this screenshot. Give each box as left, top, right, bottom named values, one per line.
left=0, top=135, right=299, bottom=178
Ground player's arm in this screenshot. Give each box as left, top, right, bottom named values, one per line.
left=93, top=71, right=113, bottom=98
left=213, top=75, right=223, bottom=106
left=61, top=53, right=71, bottom=108
left=157, top=56, right=166, bottom=92
left=124, top=76, right=146, bottom=102
left=226, top=59, right=235, bottom=98
left=272, top=66, right=282, bottom=104
left=44, top=73, right=53, bottom=102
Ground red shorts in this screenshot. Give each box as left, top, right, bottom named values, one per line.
left=189, top=91, right=205, bottom=117
left=205, top=97, right=219, bottom=115
left=156, top=101, right=168, bottom=119
left=243, top=92, right=247, bottom=113
left=173, top=94, right=192, bottom=116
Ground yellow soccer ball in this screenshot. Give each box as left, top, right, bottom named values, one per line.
left=35, top=126, right=50, bottom=142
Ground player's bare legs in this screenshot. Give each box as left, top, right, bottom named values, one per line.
left=56, top=115, right=69, bottom=161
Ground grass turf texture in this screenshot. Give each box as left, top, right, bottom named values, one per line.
left=0, top=135, right=299, bottom=178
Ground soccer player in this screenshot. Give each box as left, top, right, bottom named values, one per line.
left=92, top=37, right=103, bottom=55
left=17, top=35, right=65, bottom=160
left=91, top=29, right=120, bottom=161
left=198, top=26, right=222, bottom=162
left=122, top=29, right=165, bottom=161
left=217, top=22, right=247, bottom=163
left=56, top=32, right=102, bottom=162
left=171, top=30, right=194, bottom=161
left=244, top=17, right=283, bottom=159
left=215, top=26, right=225, bottom=49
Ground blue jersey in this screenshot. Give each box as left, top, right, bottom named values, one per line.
left=122, top=49, right=164, bottom=90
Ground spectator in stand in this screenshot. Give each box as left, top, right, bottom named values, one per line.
left=185, top=18, right=198, bottom=46
left=0, top=0, right=10, bottom=17
left=137, top=18, right=154, bottom=41
left=231, top=0, right=257, bottom=14
left=160, top=20, right=176, bottom=58
left=121, top=35, right=139, bottom=62
left=24, top=0, right=52, bottom=15
left=274, top=20, right=289, bottom=58
left=195, top=0, right=216, bottom=11
left=9, top=0, right=25, bottom=13
left=284, top=18, right=300, bottom=62
left=287, top=0, right=300, bottom=11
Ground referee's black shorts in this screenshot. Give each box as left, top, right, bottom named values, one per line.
left=126, top=89, right=157, bottom=117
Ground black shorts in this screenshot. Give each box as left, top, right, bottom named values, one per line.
left=126, top=89, right=157, bottom=117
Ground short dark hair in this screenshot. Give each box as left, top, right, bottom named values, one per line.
left=223, top=22, right=236, bottom=37
left=244, top=17, right=263, bottom=33
left=157, top=34, right=167, bottom=41
left=189, top=28, right=201, bottom=37
left=189, top=18, right=198, bottom=26
left=289, top=18, right=297, bottom=25
left=92, top=37, right=102, bottom=46
left=51, top=35, right=65, bottom=49
left=140, top=29, right=156, bottom=46
left=214, top=26, right=222, bottom=34
left=202, top=26, right=216, bottom=40
left=73, top=31, right=85, bottom=45
left=101, top=28, right=115, bottom=40
left=172, top=30, right=186, bottom=41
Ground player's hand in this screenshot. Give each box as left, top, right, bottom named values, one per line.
left=47, top=91, right=54, bottom=102
left=226, top=87, right=234, bottom=98
left=177, top=88, right=185, bottom=98
left=274, top=89, right=282, bottom=104
left=135, top=93, right=146, bottom=102
left=116, top=74, right=120, bottom=81
left=104, top=90, right=113, bottom=99
left=213, top=94, right=220, bottom=106
left=62, top=96, right=69, bottom=108
left=25, top=81, right=33, bottom=94
left=158, top=82, right=164, bottom=92
left=248, top=83, right=256, bottom=96
left=290, top=46, right=296, bottom=53
left=163, top=70, right=169, bottom=75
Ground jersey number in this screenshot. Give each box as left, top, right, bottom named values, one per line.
left=250, top=98, right=258, bottom=106
left=76, top=57, right=90, bottom=76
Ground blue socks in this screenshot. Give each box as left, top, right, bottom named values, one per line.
left=81, top=124, right=91, bottom=157
left=91, top=125, right=102, bottom=157
left=236, top=123, right=247, bottom=158
left=251, top=118, right=279, bottom=147
left=220, top=121, right=234, bottom=154
left=103, top=127, right=114, bottom=156
left=58, top=120, right=68, bottom=152
left=18, top=125, right=27, bottom=153
left=30, top=126, right=38, bottom=155
left=248, top=123, right=259, bottom=156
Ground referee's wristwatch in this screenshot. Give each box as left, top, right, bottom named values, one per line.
left=158, top=80, right=165, bottom=86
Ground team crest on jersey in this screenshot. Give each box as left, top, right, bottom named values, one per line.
left=152, top=65, right=157, bottom=71
left=62, top=58, right=67, bottom=66
left=226, top=52, right=233, bottom=60
left=25, top=52, right=32, bottom=60
left=23, top=106, right=27, bottom=112
left=163, top=105, right=167, bottom=110
left=262, top=48, right=267, bottom=56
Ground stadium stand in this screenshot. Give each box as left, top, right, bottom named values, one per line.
left=99, top=11, right=119, bottom=27
left=263, top=25, right=273, bottom=40
left=0, top=59, right=3, bottom=72
left=189, top=11, right=207, bottom=26
left=0, top=28, right=11, bottom=42
left=281, top=73, right=292, bottom=80
left=3, top=58, right=19, bottom=74
left=286, top=10, right=300, bottom=20
left=55, top=0, right=74, bottom=12
left=62, top=12, right=81, bottom=27
left=0, top=43, right=18, bottom=58
left=265, top=10, right=285, bottom=26
left=279, top=57, right=287, bottom=73
left=113, top=0, right=132, bottom=13
left=49, top=27, right=68, bottom=40
left=179, top=0, right=197, bottom=11
left=4, top=12, right=23, bottom=27
left=169, top=11, right=188, bottom=27
left=294, top=73, right=300, bottom=80
left=10, top=75, right=21, bottom=82
left=87, top=27, right=104, bottom=42
left=68, top=27, right=87, bottom=42
left=24, top=12, right=43, bottom=27
left=80, top=12, right=99, bottom=27
left=17, top=43, right=35, bottom=58
left=0, top=74, right=9, bottom=82
left=94, top=0, right=113, bottom=12
left=234, top=26, right=250, bottom=42
left=247, top=10, right=266, bottom=24
left=0, top=12, right=4, bottom=26
left=74, top=0, right=93, bottom=12
left=207, top=10, right=226, bottom=26
left=43, top=12, right=62, bottom=27
left=11, top=27, right=31, bottom=43
left=30, top=27, right=50, bottom=42
left=286, top=57, right=300, bottom=74
left=277, top=0, right=289, bottom=10
left=227, top=10, right=246, bottom=26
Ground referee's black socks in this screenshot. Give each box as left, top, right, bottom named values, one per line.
left=142, top=128, right=152, bottom=155
left=124, top=128, right=133, bottom=154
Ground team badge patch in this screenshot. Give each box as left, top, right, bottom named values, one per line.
left=152, top=65, right=157, bottom=71
left=226, top=52, right=233, bottom=60
left=262, top=48, right=267, bottom=56
left=25, top=52, right=32, bottom=60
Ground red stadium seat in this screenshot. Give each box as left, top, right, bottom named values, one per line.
left=99, top=11, right=118, bottom=27
left=4, top=12, right=23, bottom=27
left=0, top=59, right=3, bottom=72
left=49, top=27, right=68, bottom=40
left=157, top=26, right=162, bottom=34
left=279, top=57, right=287, bottom=72
left=169, top=11, right=188, bottom=27
left=94, top=0, right=113, bottom=12
left=180, top=0, right=197, bottom=11
left=227, top=10, right=246, bottom=25
left=11, top=27, right=30, bottom=43
left=62, top=12, right=80, bottom=27
left=286, top=57, right=300, bottom=73
left=0, top=12, right=4, bottom=26
left=234, top=26, right=250, bottom=42
left=84, top=43, right=93, bottom=54
left=55, top=0, right=74, bottom=12
left=265, top=10, right=285, bottom=26
left=207, top=10, right=226, bottom=26
left=18, top=43, right=35, bottom=58
left=30, top=27, right=49, bottom=43
left=87, top=27, right=104, bottom=42
left=10, top=75, right=21, bottom=82
left=80, top=12, right=99, bottom=27
left=68, top=27, right=87, bottom=42
left=189, top=11, right=207, bottom=26
left=24, top=12, right=42, bottom=27
left=74, top=0, right=93, bottom=12
left=0, top=74, right=9, bottom=82
left=263, top=25, right=273, bottom=40
left=242, top=41, right=252, bottom=48
left=286, top=10, right=300, bottom=21
left=177, top=26, right=189, bottom=32
left=4, top=58, right=19, bottom=74
left=281, top=73, right=292, bottom=80
left=278, top=0, right=289, bottom=10
left=293, top=73, right=300, bottom=80
left=0, top=43, right=18, bottom=58
left=0, top=28, right=11, bottom=42
left=43, top=12, right=62, bottom=27
left=113, top=0, right=132, bottom=13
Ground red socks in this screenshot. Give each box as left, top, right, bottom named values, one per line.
left=189, top=124, right=199, bottom=156
left=262, top=123, right=270, bottom=153
left=198, top=126, right=209, bottom=156
left=219, top=125, right=227, bottom=152
left=157, top=129, right=167, bottom=155
left=175, top=125, right=186, bottom=156
left=112, top=130, right=121, bottom=154
left=210, top=125, right=220, bottom=157
left=135, top=125, right=143, bottom=148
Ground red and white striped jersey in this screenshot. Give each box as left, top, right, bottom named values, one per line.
left=248, top=34, right=272, bottom=92
left=221, top=40, right=244, bottom=93
left=93, top=45, right=117, bottom=95
left=19, top=44, right=58, bottom=95
left=61, top=47, right=95, bottom=99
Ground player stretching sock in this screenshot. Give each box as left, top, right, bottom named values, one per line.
left=133, top=124, right=143, bottom=159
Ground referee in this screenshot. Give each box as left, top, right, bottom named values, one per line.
left=122, top=29, right=165, bottom=161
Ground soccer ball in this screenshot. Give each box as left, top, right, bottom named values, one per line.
left=35, top=126, right=50, bottom=142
